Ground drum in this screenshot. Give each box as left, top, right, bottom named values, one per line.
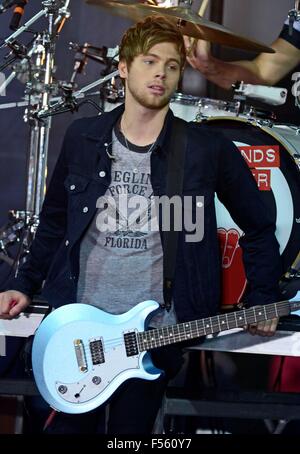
left=170, top=93, right=202, bottom=122
left=203, top=117, right=300, bottom=308
left=170, top=94, right=276, bottom=122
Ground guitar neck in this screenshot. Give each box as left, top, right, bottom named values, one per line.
left=137, top=299, right=298, bottom=352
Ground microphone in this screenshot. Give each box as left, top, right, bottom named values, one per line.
left=9, top=0, right=28, bottom=31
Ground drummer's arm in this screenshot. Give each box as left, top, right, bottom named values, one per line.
left=237, top=38, right=300, bottom=85
left=185, top=36, right=300, bottom=89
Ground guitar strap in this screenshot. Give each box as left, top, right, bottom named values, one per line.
left=162, top=117, right=187, bottom=312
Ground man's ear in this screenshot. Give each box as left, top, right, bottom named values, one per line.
left=118, top=59, right=128, bottom=79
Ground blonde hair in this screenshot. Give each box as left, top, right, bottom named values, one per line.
left=119, top=15, right=186, bottom=70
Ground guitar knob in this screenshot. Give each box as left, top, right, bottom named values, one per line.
left=58, top=385, right=68, bottom=394
left=92, top=376, right=101, bottom=385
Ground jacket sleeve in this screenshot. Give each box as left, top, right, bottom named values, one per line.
left=215, top=133, right=283, bottom=307
left=6, top=121, right=75, bottom=298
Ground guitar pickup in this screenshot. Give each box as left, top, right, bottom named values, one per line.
left=89, top=338, right=105, bottom=365
left=74, top=339, right=88, bottom=372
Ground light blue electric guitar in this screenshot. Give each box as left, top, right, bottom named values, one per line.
left=32, top=293, right=300, bottom=414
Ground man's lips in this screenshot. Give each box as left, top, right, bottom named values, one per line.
left=148, top=84, right=166, bottom=95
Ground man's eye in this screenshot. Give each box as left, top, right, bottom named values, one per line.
left=168, top=64, right=179, bottom=71
left=144, top=60, right=154, bottom=65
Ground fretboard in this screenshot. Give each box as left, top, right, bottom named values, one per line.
left=137, top=299, right=297, bottom=352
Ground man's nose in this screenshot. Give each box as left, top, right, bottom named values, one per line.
left=155, top=65, right=166, bottom=79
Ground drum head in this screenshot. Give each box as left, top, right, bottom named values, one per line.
left=205, top=118, right=300, bottom=306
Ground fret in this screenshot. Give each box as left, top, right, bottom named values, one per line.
left=204, top=317, right=213, bottom=334
left=253, top=307, right=263, bottom=324
left=253, top=309, right=257, bottom=323
left=172, top=323, right=179, bottom=343
left=148, top=330, right=155, bottom=348
left=218, top=314, right=228, bottom=331
left=233, top=311, right=238, bottom=328
left=158, top=326, right=166, bottom=346
left=165, top=326, right=172, bottom=345
left=213, top=316, right=220, bottom=334
left=136, top=332, right=142, bottom=352
left=235, top=310, right=245, bottom=327
left=195, top=319, right=201, bottom=337
left=139, top=332, right=148, bottom=351
left=183, top=322, right=191, bottom=341
left=160, top=326, right=168, bottom=346
left=191, top=320, right=198, bottom=339
left=267, top=303, right=276, bottom=319
left=145, top=332, right=150, bottom=348
left=225, top=313, right=230, bottom=330
left=178, top=323, right=185, bottom=342
left=275, top=302, right=278, bottom=318
left=193, top=319, right=199, bottom=337
left=226, top=312, right=235, bottom=331
left=263, top=305, right=267, bottom=322
left=168, top=325, right=175, bottom=344
left=201, top=318, right=206, bottom=336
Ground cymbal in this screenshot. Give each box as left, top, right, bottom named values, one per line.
left=86, top=0, right=275, bottom=53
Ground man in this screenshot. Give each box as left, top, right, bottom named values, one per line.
left=0, top=16, right=281, bottom=433
left=185, top=19, right=300, bottom=89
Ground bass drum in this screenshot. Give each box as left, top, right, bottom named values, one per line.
left=204, top=117, right=300, bottom=308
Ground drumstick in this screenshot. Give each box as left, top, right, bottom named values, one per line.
left=188, top=0, right=210, bottom=53
left=198, top=0, right=210, bottom=17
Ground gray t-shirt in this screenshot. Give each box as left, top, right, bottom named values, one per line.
left=77, top=127, right=176, bottom=328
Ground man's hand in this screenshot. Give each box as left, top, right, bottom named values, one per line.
left=184, top=36, right=214, bottom=74
left=0, top=290, right=31, bottom=319
left=247, top=317, right=278, bottom=337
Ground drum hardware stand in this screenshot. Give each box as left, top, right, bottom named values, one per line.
left=288, top=1, right=300, bottom=35
left=0, top=1, right=71, bottom=277
left=230, top=82, right=278, bottom=126
left=68, top=42, right=121, bottom=109
left=37, top=69, right=121, bottom=121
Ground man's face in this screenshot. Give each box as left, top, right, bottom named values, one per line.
left=119, top=41, right=182, bottom=110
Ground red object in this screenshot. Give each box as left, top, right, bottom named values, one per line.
left=218, top=228, right=247, bottom=307
left=269, top=356, right=300, bottom=393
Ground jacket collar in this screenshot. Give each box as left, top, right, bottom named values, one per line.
left=81, top=103, right=176, bottom=156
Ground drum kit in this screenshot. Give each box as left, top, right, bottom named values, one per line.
left=0, top=0, right=299, bottom=305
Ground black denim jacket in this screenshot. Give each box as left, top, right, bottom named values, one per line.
left=8, top=105, right=282, bottom=322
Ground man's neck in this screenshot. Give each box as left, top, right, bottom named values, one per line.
left=121, top=101, right=169, bottom=146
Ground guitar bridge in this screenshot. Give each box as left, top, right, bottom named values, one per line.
left=74, top=339, right=88, bottom=372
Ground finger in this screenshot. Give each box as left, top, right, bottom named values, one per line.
left=257, top=318, right=278, bottom=337
left=0, top=293, right=29, bottom=318
left=247, top=324, right=257, bottom=335
left=0, top=293, right=15, bottom=316
left=8, top=297, right=29, bottom=318
left=254, top=318, right=278, bottom=337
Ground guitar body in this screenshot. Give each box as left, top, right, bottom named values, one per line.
left=32, top=292, right=300, bottom=414
left=32, top=301, right=161, bottom=414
